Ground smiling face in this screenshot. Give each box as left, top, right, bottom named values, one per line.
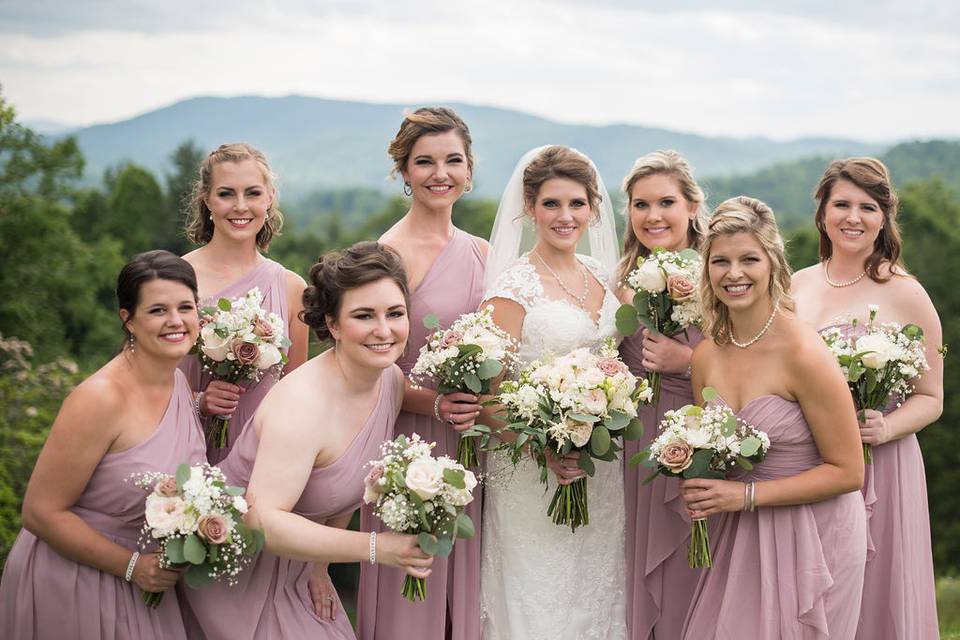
left=529, top=177, right=593, bottom=254
left=327, top=277, right=409, bottom=370
left=401, top=130, right=471, bottom=208
left=707, top=232, right=773, bottom=312
left=629, top=173, right=697, bottom=253
left=121, top=279, right=199, bottom=361
left=822, top=178, right=884, bottom=259
left=204, top=159, right=273, bottom=244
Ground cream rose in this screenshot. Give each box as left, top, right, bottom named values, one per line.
left=857, top=334, right=893, bottom=369
left=200, top=325, right=230, bottom=362
left=144, top=495, right=186, bottom=537
left=633, top=260, right=667, bottom=292
left=256, top=343, right=282, bottom=370
left=568, top=419, right=593, bottom=448
left=581, top=388, right=608, bottom=415
left=404, top=457, right=444, bottom=500
left=363, top=465, right=386, bottom=504
left=153, top=476, right=179, bottom=498
left=659, top=441, right=694, bottom=472
left=666, top=274, right=695, bottom=302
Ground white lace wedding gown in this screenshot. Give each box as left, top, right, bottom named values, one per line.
left=480, top=255, right=627, bottom=640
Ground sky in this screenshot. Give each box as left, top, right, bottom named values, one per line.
left=1, top=0, right=958, bottom=141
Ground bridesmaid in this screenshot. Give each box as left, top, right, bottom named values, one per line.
left=616, top=150, right=707, bottom=640
left=680, top=197, right=867, bottom=639
left=181, top=142, right=308, bottom=463
left=357, top=107, right=487, bottom=640
left=0, top=250, right=207, bottom=639
left=180, top=242, right=432, bottom=639
left=792, top=158, right=942, bottom=638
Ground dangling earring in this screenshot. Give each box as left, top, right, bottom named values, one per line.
left=127, top=332, right=135, bottom=353
left=464, top=181, right=473, bottom=194
left=403, top=182, right=413, bottom=197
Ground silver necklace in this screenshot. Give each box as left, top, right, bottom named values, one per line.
left=823, top=258, right=866, bottom=288
left=533, top=250, right=589, bottom=309
left=730, top=303, right=780, bottom=349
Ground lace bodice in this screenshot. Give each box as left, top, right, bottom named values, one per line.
left=485, top=255, right=620, bottom=364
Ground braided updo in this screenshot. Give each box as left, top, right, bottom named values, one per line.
left=300, top=241, right=409, bottom=343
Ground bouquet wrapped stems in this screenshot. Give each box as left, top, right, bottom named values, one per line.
left=207, top=415, right=230, bottom=449
left=141, top=590, right=163, bottom=608
left=402, top=575, right=427, bottom=602
left=547, top=477, right=589, bottom=531
left=456, top=435, right=480, bottom=470
left=688, top=518, right=711, bottom=568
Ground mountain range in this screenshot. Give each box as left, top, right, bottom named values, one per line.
left=63, top=95, right=884, bottom=198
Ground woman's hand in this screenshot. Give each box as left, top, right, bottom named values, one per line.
left=306, top=562, right=338, bottom=620
left=680, top=478, right=746, bottom=518
left=376, top=532, right=434, bottom=578
left=641, top=329, right=693, bottom=375
left=436, top=392, right=482, bottom=432
left=201, top=381, right=245, bottom=417
left=131, top=552, right=181, bottom=593
left=545, top=450, right=587, bottom=486
left=858, top=409, right=892, bottom=447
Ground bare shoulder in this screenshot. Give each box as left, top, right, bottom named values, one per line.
left=56, top=371, right=127, bottom=440
left=790, top=263, right=821, bottom=288
left=781, top=317, right=834, bottom=375
left=284, top=268, right=307, bottom=298
left=181, top=248, right=203, bottom=265
left=691, top=337, right=717, bottom=367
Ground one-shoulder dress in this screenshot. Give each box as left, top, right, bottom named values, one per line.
left=0, top=370, right=207, bottom=640
left=619, top=328, right=704, bottom=639
left=179, top=258, right=290, bottom=464
left=357, top=228, right=487, bottom=640
left=180, top=365, right=400, bottom=639
left=682, top=395, right=867, bottom=640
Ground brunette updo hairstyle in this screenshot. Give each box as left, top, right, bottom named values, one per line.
left=388, top=107, right=475, bottom=179
left=522, top=146, right=602, bottom=216
left=185, top=143, right=284, bottom=250
left=300, top=242, right=410, bottom=343
left=117, top=250, right=198, bottom=347
left=617, top=149, right=708, bottom=285
left=814, top=157, right=904, bottom=282
left=699, top=197, right=795, bottom=345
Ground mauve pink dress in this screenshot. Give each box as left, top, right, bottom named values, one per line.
left=357, top=228, right=486, bottom=640
left=0, top=370, right=207, bottom=640
left=620, top=328, right=703, bottom=640
left=179, top=258, right=290, bottom=464
left=682, top=395, right=867, bottom=640
left=825, top=323, right=939, bottom=639
left=180, top=365, right=400, bottom=639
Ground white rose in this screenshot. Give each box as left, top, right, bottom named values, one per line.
left=232, top=495, right=249, bottom=514
left=144, top=495, right=187, bottom=537
left=684, top=427, right=712, bottom=449
left=463, top=327, right=504, bottom=362
left=568, top=419, right=593, bottom=448
left=581, top=367, right=606, bottom=388
left=580, top=388, right=608, bottom=415
left=200, top=325, right=231, bottom=362
left=256, top=343, right=282, bottom=370
left=404, top=457, right=445, bottom=500
left=857, top=334, right=893, bottom=369
left=633, top=259, right=667, bottom=293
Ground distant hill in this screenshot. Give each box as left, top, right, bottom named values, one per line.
left=65, top=95, right=881, bottom=198
left=702, top=140, right=960, bottom=229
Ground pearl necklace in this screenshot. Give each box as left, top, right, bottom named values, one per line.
left=823, top=259, right=866, bottom=288
left=730, top=303, right=780, bottom=349
left=533, top=250, right=589, bottom=309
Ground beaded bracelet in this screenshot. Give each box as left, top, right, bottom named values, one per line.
left=124, top=551, right=140, bottom=582
left=369, top=531, right=377, bottom=565
left=194, top=391, right=205, bottom=417
left=433, top=394, right=444, bottom=423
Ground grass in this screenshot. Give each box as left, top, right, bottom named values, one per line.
left=940, top=577, right=960, bottom=638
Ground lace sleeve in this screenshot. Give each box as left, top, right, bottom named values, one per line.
left=483, top=257, right=541, bottom=312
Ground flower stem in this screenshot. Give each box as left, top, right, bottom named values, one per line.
left=863, top=443, right=873, bottom=465
left=547, top=477, right=589, bottom=532
left=141, top=589, right=164, bottom=608
left=688, top=518, right=712, bottom=568
left=402, top=575, right=427, bottom=602
left=457, top=435, right=480, bottom=469
left=207, top=415, right=230, bottom=449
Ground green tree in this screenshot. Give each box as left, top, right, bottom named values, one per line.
left=164, top=140, right=205, bottom=255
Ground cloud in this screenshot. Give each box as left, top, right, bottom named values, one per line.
left=1, top=0, right=957, bottom=140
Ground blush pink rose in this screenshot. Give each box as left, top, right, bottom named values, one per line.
left=440, top=330, right=463, bottom=348
left=232, top=340, right=260, bottom=366
left=596, top=357, right=628, bottom=377
left=363, top=465, right=386, bottom=504
left=153, top=476, right=179, bottom=498
left=252, top=318, right=275, bottom=341
left=659, top=441, right=694, bottom=472
left=197, top=515, right=229, bottom=544
left=667, top=275, right=695, bottom=303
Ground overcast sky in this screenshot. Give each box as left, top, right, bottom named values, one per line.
left=1, top=0, right=958, bottom=141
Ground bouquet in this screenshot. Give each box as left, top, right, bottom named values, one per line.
left=363, top=433, right=477, bottom=601
left=495, top=339, right=651, bottom=531
left=819, top=305, right=929, bottom=463
left=615, top=247, right=703, bottom=404
left=410, top=306, right=518, bottom=468
left=632, top=387, right=770, bottom=568
left=132, top=463, right=264, bottom=607
left=193, top=287, right=290, bottom=448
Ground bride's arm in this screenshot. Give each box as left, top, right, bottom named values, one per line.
left=476, top=296, right=525, bottom=442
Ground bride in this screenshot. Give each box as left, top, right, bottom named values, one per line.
left=480, top=145, right=625, bottom=639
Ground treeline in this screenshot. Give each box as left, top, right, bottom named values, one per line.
left=2, top=94, right=959, bottom=574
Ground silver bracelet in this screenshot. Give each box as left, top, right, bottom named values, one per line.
left=124, top=551, right=140, bottom=582
left=749, top=481, right=757, bottom=512
left=742, top=482, right=750, bottom=512
left=433, top=394, right=444, bottom=422
left=194, top=391, right=205, bottom=417
left=368, top=531, right=377, bottom=565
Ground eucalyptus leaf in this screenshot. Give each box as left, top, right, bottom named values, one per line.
left=633, top=291, right=650, bottom=317
left=735, top=455, right=754, bottom=471
left=217, top=298, right=232, bottom=311
left=183, top=533, right=206, bottom=565
left=455, top=513, right=475, bottom=539
left=165, top=537, right=186, bottom=564
left=701, top=387, right=718, bottom=402
left=740, top=436, right=761, bottom=457
left=477, top=359, right=503, bottom=379
left=590, top=425, right=611, bottom=456
left=615, top=305, right=640, bottom=337
left=623, top=418, right=644, bottom=440
left=185, top=564, right=213, bottom=589
left=627, top=450, right=649, bottom=467
left=175, top=464, right=191, bottom=491
left=435, top=536, right=454, bottom=558
left=568, top=413, right=600, bottom=424
left=443, top=468, right=466, bottom=490
left=463, top=372, right=482, bottom=393
left=721, top=415, right=738, bottom=437
left=417, top=532, right=439, bottom=556
left=578, top=450, right=596, bottom=476
left=605, top=411, right=629, bottom=431
left=683, top=448, right=713, bottom=479
left=423, top=314, right=441, bottom=330
left=224, top=485, right=245, bottom=496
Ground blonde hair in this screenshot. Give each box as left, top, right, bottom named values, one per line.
left=617, top=150, right=707, bottom=285
left=185, top=143, right=283, bottom=250
left=699, top=196, right=795, bottom=344
left=814, top=157, right=904, bottom=282
left=387, top=107, right=474, bottom=179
